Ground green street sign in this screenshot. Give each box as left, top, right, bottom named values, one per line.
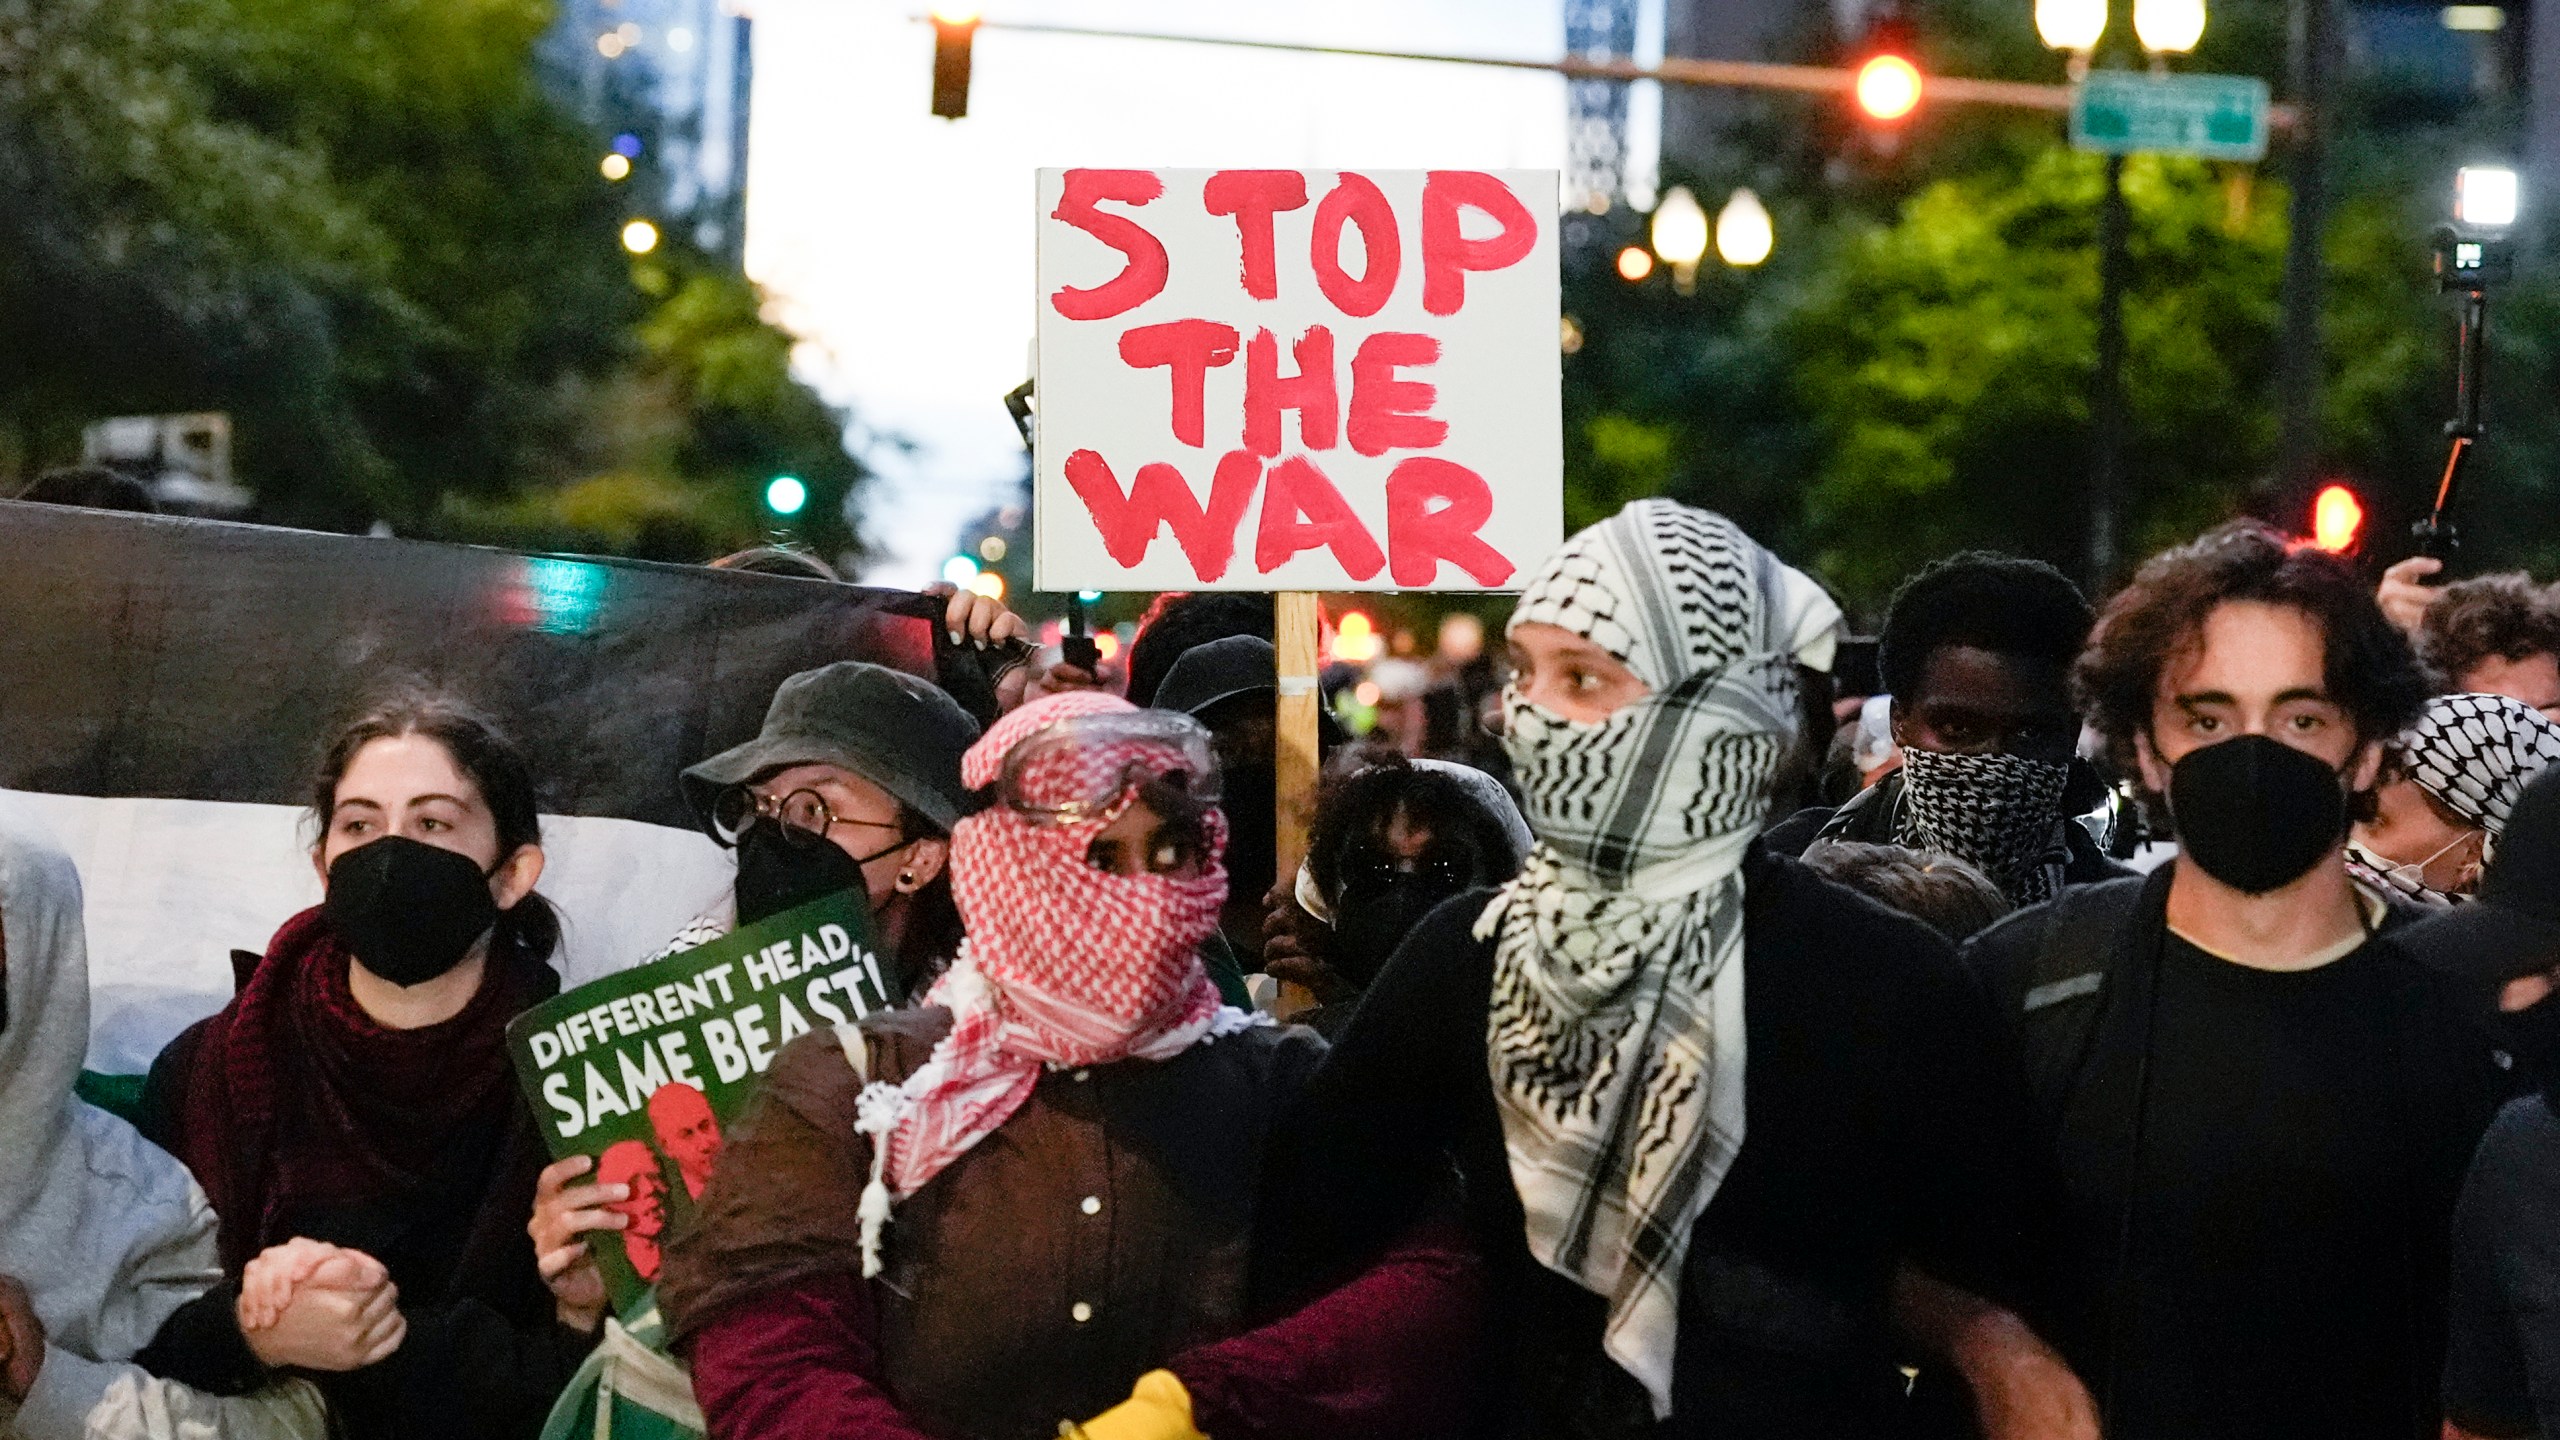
left=2071, top=72, right=2270, bottom=162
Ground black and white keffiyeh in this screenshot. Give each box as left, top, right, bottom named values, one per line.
left=1477, top=499, right=1840, bottom=1416
left=2399, top=692, right=2560, bottom=858
left=1894, top=747, right=2072, bottom=906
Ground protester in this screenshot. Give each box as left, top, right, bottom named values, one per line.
left=1260, top=500, right=2082, bottom=1439
left=131, top=694, right=597, bottom=1439
left=1152, top=635, right=1290, bottom=984
left=1123, top=592, right=1274, bottom=709
left=1262, top=751, right=1534, bottom=1037
left=658, top=691, right=1481, bottom=1439
left=2350, top=692, right=2560, bottom=906
left=1803, top=841, right=2013, bottom=943
left=660, top=661, right=978, bottom=991
left=1768, top=552, right=2122, bottom=905
left=0, top=796, right=329, bottom=1440
left=1965, top=521, right=2506, bottom=1440
left=2390, top=766, right=2560, bottom=1440
left=2379, top=560, right=2560, bottom=721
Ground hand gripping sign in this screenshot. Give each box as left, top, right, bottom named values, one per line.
left=1033, top=168, right=1562, bottom=593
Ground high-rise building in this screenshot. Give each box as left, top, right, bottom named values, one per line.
left=545, top=0, right=755, bottom=265
left=1658, top=0, right=1824, bottom=184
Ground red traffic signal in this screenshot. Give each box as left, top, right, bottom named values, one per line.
left=1855, top=54, right=1922, bottom=122
left=2311, top=483, right=2366, bottom=554
left=1849, top=6, right=1923, bottom=134
left=930, top=9, right=977, bottom=119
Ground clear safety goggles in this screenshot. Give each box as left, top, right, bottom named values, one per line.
left=993, top=711, right=1222, bottom=825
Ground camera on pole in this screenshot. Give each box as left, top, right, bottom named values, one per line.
left=2415, top=165, right=2518, bottom=557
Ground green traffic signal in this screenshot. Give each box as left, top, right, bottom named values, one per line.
left=764, top=475, right=808, bottom=517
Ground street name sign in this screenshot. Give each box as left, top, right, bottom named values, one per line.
left=2070, top=72, right=2270, bottom=163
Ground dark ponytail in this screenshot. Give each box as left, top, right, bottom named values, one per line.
left=310, top=689, right=563, bottom=967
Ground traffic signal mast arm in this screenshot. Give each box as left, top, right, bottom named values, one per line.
left=919, top=15, right=2301, bottom=124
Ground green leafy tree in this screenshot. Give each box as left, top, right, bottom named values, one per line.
left=0, top=0, right=875, bottom=560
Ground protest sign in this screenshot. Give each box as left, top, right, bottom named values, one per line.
left=0, top=502, right=941, bottom=1073
left=507, top=889, right=892, bottom=1310
left=1033, top=167, right=1562, bottom=593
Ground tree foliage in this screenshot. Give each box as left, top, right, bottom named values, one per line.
left=0, top=0, right=869, bottom=559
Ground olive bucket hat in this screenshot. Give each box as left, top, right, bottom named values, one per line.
left=680, top=662, right=981, bottom=835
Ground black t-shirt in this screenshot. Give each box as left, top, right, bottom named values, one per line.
left=2443, top=1095, right=2560, bottom=1439
left=1256, top=845, right=2053, bottom=1440
left=2050, top=929, right=2498, bottom=1440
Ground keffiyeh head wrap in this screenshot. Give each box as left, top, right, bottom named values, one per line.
left=2398, top=692, right=2560, bottom=859
left=1894, top=747, right=2073, bottom=906
left=881, top=692, right=1242, bottom=1199
left=1480, top=499, right=1841, bottom=1416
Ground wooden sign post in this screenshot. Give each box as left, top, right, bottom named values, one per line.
left=1273, top=591, right=1322, bottom=907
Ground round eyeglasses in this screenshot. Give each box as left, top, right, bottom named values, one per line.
left=710, top=785, right=901, bottom=850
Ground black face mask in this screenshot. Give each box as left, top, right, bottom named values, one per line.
left=1331, top=871, right=1467, bottom=988
left=2496, top=993, right=2560, bottom=1106
left=324, top=836, right=503, bottom=988
left=734, top=819, right=886, bottom=928
left=2167, top=734, right=2349, bottom=895
left=1220, top=764, right=1278, bottom=907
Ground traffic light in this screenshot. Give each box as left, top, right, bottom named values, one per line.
left=1855, top=53, right=1922, bottom=123
left=930, top=8, right=978, bottom=119
left=764, top=474, right=808, bottom=518
left=2311, top=483, right=2365, bottom=554
left=1850, top=7, right=1923, bottom=146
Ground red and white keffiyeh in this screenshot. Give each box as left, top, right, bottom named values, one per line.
left=878, top=691, right=1237, bottom=1200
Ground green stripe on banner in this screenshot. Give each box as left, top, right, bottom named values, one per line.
left=76, top=1070, right=148, bottom=1127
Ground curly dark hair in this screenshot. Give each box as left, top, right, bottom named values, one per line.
left=2073, top=521, right=2429, bottom=773
left=2418, top=572, right=2560, bottom=690
left=1878, top=552, right=2095, bottom=699
left=1305, top=749, right=1524, bottom=905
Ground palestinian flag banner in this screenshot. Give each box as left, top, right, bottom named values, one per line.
left=0, top=500, right=946, bottom=1076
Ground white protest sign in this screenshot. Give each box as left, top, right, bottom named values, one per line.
left=1033, top=168, right=1562, bottom=593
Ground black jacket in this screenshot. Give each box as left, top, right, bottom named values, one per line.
left=1258, top=844, right=2055, bottom=1439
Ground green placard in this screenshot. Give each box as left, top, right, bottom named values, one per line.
left=2071, top=71, right=2271, bottom=162
left=507, top=890, right=890, bottom=1311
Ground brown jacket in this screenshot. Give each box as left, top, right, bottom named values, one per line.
left=660, top=1007, right=1326, bottom=1439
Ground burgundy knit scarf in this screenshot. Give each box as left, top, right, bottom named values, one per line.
left=173, top=906, right=540, bottom=1274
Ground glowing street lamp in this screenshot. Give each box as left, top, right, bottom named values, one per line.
left=1650, top=186, right=1710, bottom=291
left=2035, top=0, right=2108, bottom=53
left=2133, top=0, right=2207, bottom=54
left=1715, top=190, right=1773, bottom=267
left=2457, top=165, right=2520, bottom=230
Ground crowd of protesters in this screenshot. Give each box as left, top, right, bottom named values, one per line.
left=15, top=494, right=2560, bottom=1440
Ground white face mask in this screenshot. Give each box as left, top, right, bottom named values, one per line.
left=2347, top=831, right=2480, bottom=907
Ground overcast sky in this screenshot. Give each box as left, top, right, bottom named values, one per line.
left=745, top=0, right=1662, bottom=585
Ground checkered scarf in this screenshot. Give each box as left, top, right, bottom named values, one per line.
left=1894, top=747, right=2072, bottom=906
left=1480, top=499, right=1840, bottom=1417
left=2398, top=692, right=2560, bottom=860
left=881, top=692, right=1238, bottom=1196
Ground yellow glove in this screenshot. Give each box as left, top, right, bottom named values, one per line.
left=1063, top=1370, right=1208, bottom=1440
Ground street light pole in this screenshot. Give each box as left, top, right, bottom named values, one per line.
left=2092, top=151, right=2130, bottom=590
left=2275, top=0, right=2335, bottom=505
